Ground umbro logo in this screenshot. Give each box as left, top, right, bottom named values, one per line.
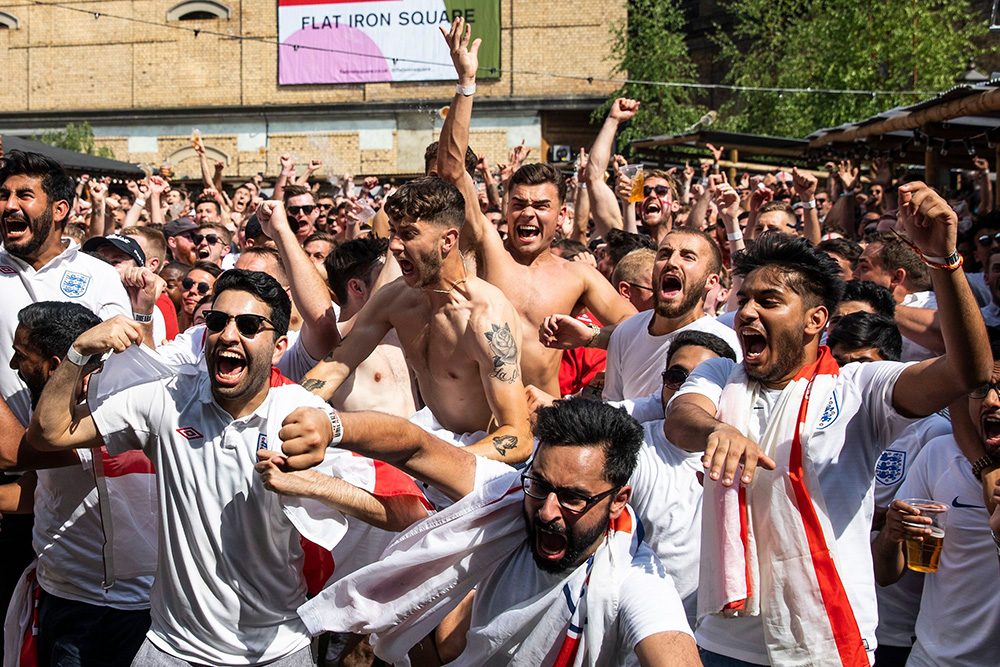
left=0, top=266, right=15, bottom=275
left=176, top=427, right=204, bottom=440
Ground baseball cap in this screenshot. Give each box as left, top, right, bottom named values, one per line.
left=163, top=217, right=198, bottom=238
left=82, top=234, right=146, bottom=267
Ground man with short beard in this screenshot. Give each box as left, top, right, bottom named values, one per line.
left=296, top=399, right=701, bottom=667
left=0, top=150, right=130, bottom=426
left=27, top=269, right=414, bottom=666
left=300, top=178, right=533, bottom=490
left=664, top=183, right=991, bottom=666
left=541, top=228, right=740, bottom=401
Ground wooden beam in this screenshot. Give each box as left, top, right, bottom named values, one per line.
left=809, top=87, right=1000, bottom=148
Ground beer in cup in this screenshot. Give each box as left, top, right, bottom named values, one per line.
left=619, top=164, right=645, bottom=203
left=901, top=498, right=948, bottom=573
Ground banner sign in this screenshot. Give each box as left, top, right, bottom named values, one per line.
left=278, top=0, right=501, bottom=85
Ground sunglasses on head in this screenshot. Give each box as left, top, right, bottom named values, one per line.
left=182, top=278, right=212, bottom=295
left=203, top=311, right=275, bottom=337
left=191, top=233, right=221, bottom=245
left=288, top=205, right=317, bottom=216
left=661, top=365, right=690, bottom=389
left=643, top=185, right=672, bottom=198
left=978, top=233, right=1000, bottom=246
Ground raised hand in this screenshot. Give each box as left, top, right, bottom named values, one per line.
left=706, top=142, right=725, bottom=162
left=608, top=98, right=640, bottom=123
left=897, top=181, right=958, bottom=259
left=278, top=407, right=334, bottom=470
left=974, top=156, right=991, bottom=173
left=72, top=315, right=144, bottom=356
left=791, top=167, right=817, bottom=200
left=118, top=266, right=161, bottom=314
left=872, top=157, right=892, bottom=187
left=837, top=159, right=860, bottom=192
left=307, top=158, right=323, bottom=172
left=683, top=160, right=695, bottom=183
left=279, top=154, right=295, bottom=175
left=441, top=16, right=480, bottom=84
left=255, top=200, right=291, bottom=239
left=88, top=180, right=107, bottom=204
left=509, top=140, right=531, bottom=169
left=148, top=175, right=168, bottom=196
left=575, top=148, right=588, bottom=182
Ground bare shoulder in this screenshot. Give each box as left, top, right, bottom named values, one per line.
left=465, top=276, right=520, bottom=322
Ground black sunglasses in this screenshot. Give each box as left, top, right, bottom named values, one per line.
left=978, top=233, right=1000, bottom=246
left=643, top=185, right=672, bottom=198
left=191, top=233, right=221, bottom=245
left=520, top=471, right=619, bottom=514
left=318, top=203, right=333, bottom=210
left=970, top=381, right=1000, bottom=399
left=182, top=278, right=212, bottom=295
left=203, top=311, right=275, bottom=337
left=288, top=205, right=317, bottom=216
left=662, top=366, right=690, bottom=389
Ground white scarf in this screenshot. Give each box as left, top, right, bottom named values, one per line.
left=698, top=348, right=869, bottom=667
left=298, top=469, right=644, bottom=667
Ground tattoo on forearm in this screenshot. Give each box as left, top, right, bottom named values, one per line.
left=301, top=378, right=327, bottom=392
left=493, top=435, right=518, bottom=457
left=485, top=323, right=519, bottom=383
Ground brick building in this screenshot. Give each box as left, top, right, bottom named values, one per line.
left=0, top=0, right=623, bottom=181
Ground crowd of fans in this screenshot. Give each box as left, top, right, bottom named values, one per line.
left=0, top=17, right=998, bottom=667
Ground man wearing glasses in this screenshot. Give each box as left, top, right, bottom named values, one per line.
left=297, top=398, right=700, bottom=666
left=193, top=223, right=232, bottom=268
left=28, top=269, right=413, bottom=666
left=283, top=184, right=320, bottom=246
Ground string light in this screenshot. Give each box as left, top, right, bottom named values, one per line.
left=29, top=0, right=945, bottom=99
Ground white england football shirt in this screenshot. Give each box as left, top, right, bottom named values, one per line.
left=675, top=357, right=916, bottom=664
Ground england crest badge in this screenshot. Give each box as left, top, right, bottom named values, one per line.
left=875, top=449, right=906, bottom=485
left=60, top=270, right=91, bottom=298
left=817, top=391, right=840, bottom=430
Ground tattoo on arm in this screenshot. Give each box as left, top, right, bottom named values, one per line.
left=485, top=323, right=519, bottom=384
left=301, top=378, right=327, bottom=392
left=492, top=435, right=518, bottom=457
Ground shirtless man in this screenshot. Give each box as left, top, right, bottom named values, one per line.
left=323, top=237, right=418, bottom=418
left=301, top=177, right=532, bottom=464
left=436, top=18, right=637, bottom=397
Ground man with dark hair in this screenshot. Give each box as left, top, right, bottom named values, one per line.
left=436, top=22, right=637, bottom=398
left=193, top=222, right=232, bottom=267
left=3, top=302, right=156, bottom=667
left=302, top=231, right=337, bottom=267
left=302, top=177, right=533, bottom=491
left=855, top=230, right=936, bottom=360
left=192, top=195, right=221, bottom=225
left=664, top=183, right=991, bottom=666
left=827, top=312, right=902, bottom=364
left=282, top=184, right=320, bottom=245
left=27, top=269, right=416, bottom=666
left=754, top=200, right=799, bottom=236
left=424, top=140, right=477, bottom=178
left=818, top=237, right=862, bottom=281
left=598, top=229, right=656, bottom=280
left=322, top=237, right=418, bottom=417
left=295, top=399, right=701, bottom=666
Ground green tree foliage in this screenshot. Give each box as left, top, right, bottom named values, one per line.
left=32, top=122, right=115, bottom=159
left=716, top=0, right=988, bottom=137
left=597, top=0, right=705, bottom=150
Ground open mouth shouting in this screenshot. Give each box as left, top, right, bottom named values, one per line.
left=213, top=348, right=247, bottom=388
left=2, top=213, right=30, bottom=244
left=534, top=521, right=569, bottom=563
left=643, top=198, right=662, bottom=220
left=740, top=326, right=768, bottom=363
left=396, top=254, right=415, bottom=279
left=659, top=273, right=683, bottom=302
left=514, top=222, right=541, bottom=244
left=982, top=412, right=1000, bottom=448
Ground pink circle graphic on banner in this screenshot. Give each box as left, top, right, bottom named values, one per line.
left=280, top=25, right=391, bottom=84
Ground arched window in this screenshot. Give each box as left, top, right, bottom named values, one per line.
left=0, top=11, right=21, bottom=29
left=166, top=145, right=230, bottom=166
left=166, top=0, right=230, bottom=21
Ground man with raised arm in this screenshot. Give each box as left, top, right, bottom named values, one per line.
left=296, top=399, right=701, bottom=667
left=300, top=177, right=532, bottom=476
left=663, top=183, right=991, bottom=667
left=436, top=18, right=637, bottom=397
left=26, top=269, right=413, bottom=667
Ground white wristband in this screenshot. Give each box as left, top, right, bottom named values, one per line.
left=65, top=345, right=91, bottom=366
left=800, top=199, right=817, bottom=209
left=132, top=312, right=153, bottom=323
left=727, top=231, right=743, bottom=241
left=456, top=83, right=476, bottom=96
left=134, top=198, right=146, bottom=208
left=322, top=406, right=344, bottom=445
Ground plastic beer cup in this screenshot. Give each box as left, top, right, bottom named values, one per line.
left=619, top=164, right=645, bottom=203
left=901, top=498, right=947, bottom=573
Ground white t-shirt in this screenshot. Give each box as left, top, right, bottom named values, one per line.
left=0, top=244, right=130, bottom=425
left=90, top=366, right=365, bottom=665
left=895, top=435, right=1000, bottom=666
left=871, top=413, right=951, bottom=648
left=603, top=311, right=741, bottom=401
left=627, top=420, right=703, bottom=627
left=157, top=325, right=320, bottom=383
left=33, top=449, right=154, bottom=609
left=470, top=541, right=692, bottom=667
left=675, top=357, right=916, bottom=665
left=899, top=291, right=937, bottom=362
